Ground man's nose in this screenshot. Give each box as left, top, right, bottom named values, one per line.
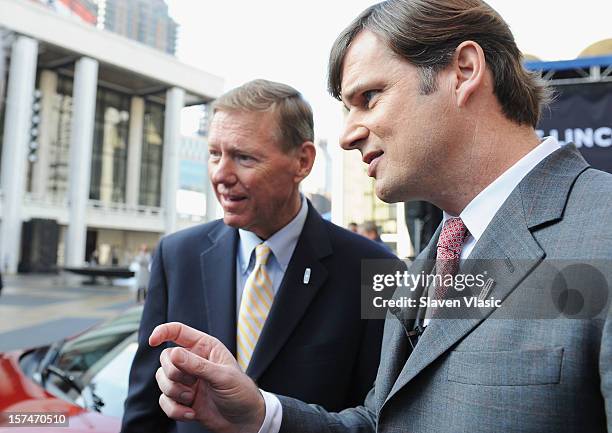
left=210, top=157, right=237, bottom=186
left=339, top=120, right=369, bottom=151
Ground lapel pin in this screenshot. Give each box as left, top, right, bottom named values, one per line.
left=478, top=278, right=495, bottom=301
left=303, top=268, right=311, bottom=284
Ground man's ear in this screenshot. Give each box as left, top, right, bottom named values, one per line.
left=294, top=141, right=316, bottom=181
left=453, top=40, right=486, bottom=108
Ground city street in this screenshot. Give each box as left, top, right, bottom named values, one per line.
left=0, top=273, right=137, bottom=352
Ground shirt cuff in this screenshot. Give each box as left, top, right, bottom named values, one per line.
left=256, top=389, right=283, bottom=433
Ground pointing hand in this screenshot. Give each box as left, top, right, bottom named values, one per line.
left=150, top=322, right=265, bottom=433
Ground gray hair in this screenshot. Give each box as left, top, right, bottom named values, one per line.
left=213, top=79, right=314, bottom=152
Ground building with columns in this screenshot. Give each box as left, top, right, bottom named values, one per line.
left=0, top=0, right=223, bottom=273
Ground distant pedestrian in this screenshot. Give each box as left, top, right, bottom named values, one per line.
left=135, top=244, right=151, bottom=302
left=89, top=250, right=99, bottom=266
left=0, top=270, right=3, bottom=296
left=358, top=220, right=392, bottom=251
left=111, top=247, right=119, bottom=266
left=347, top=222, right=358, bottom=232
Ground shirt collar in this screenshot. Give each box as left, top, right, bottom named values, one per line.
left=238, top=195, right=308, bottom=273
left=443, top=136, right=562, bottom=242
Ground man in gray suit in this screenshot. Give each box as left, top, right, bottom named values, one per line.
left=147, top=0, right=612, bottom=432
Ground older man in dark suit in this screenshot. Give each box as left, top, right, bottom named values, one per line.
left=120, top=79, right=394, bottom=433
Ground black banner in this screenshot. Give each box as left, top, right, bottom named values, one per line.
left=537, top=82, right=612, bottom=173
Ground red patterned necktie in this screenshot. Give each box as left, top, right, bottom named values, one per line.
left=433, top=217, right=469, bottom=301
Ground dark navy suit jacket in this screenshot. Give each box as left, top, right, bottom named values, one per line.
left=121, top=202, right=395, bottom=433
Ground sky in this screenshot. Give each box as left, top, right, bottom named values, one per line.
left=168, top=0, right=612, bottom=142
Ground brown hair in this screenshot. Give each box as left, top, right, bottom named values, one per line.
left=213, top=79, right=314, bottom=152
left=328, top=0, right=552, bottom=127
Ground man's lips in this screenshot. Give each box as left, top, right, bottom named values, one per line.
left=363, top=150, right=384, bottom=177
left=362, top=150, right=383, bottom=165
left=219, top=193, right=248, bottom=207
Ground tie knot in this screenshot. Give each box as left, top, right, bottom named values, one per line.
left=254, top=243, right=271, bottom=266
left=437, top=217, right=469, bottom=259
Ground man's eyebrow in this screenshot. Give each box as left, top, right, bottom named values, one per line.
left=228, top=142, right=259, bottom=155
left=341, top=81, right=367, bottom=107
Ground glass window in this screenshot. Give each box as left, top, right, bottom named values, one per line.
left=25, top=305, right=144, bottom=414
left=0, top=89, right=5, bottom=173
left=78, top=338, right=138, bottom=417
left=139, top=101, right=164, bottom=207
left=47, top=75, right=74, bottom=200
left=55, top=306, right=141, bottom=375
left=89, top=88, right=130, bottom=203
left=0, top=52, right=9, bottom=175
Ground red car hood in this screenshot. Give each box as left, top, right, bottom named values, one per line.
left=0, top=351, right=120, bottom=432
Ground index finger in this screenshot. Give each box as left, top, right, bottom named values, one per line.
left=149, top=322, right=213, bottom=352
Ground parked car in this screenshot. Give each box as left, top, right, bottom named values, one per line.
left=0, top=305, right=143, bottom=432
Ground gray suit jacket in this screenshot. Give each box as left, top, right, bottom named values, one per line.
left=278, top=144, right=612, bottom=433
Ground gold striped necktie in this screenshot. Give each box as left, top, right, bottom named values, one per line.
left=237, top=243, right=273, bottom=371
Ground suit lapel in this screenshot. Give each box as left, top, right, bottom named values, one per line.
left=200, top=224, right=239, bottom=356
left=389, top=225, right=440, bottom=331
left=382, top=143, right=590, bottom=407
left=385, top=192, right=544, bottom=405
left=375, top=237, right=438, bottom=405
left=247, top=204, right=331, bottom=381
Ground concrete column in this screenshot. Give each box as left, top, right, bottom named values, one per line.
left=99, top=107, right=115, bottom=203
left=31, top=69, right=58, bottom=197
left=330, top=135, right=345, bottom=226
left=204, top=147, right=223, bottom=222
left=126, top=96, right=144, bottom=208
left=320, top=139, right=333, bottom=196
left=65, top=57, right=98, bottom=267
left=395, top=202, right=413, bottom=259
left=0, top=30, right=11, bottom=117
left=329, top=108, right=345, bottom=226
left=161, top=87, right=184, bottom=234
left=0, top=36, right=38, bottom=274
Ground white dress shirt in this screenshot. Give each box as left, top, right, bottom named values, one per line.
left=420, top=136, right=562, bottom=326
left=257, top=137, right=563, bottom=433
left=445, top=136, right=561, bottom=259
left=236, top=195, right=308, bottom=314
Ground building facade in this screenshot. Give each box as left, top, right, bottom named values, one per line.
left=97, top=0, right=178, bottom=55
left=29, top=0, right=98, bottom=25
left=0, top=0, right=223, bottom=273
left=27, top=0, right=177, bottom=56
